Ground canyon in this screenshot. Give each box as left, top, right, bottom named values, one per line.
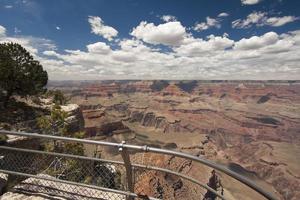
left=14, top=80, right=300, bottom=199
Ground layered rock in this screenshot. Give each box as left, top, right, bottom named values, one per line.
left=85, top=120, right=130, bottom=137
left=161, top=84, right=187, bottom=96
left=65, top=80, right=300, bottom=200
left=127, top=110, right=189, bottom=133
left=61, top=104, right=84, bottom=133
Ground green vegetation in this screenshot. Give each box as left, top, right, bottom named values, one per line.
left=0, top=42, right=48, bottom=107
left=37, top=105, right=87, bottom=182
left=37, top=105, right=84, bottom=153
left=37, top=105, right=68, bottom=136
left=0, top=134, right=8, bottom=144
left=37, top=106, right=123, bottom=189
left=0, top=43, right=123, bottom=189
left=45, top=90, right=70, bottom=105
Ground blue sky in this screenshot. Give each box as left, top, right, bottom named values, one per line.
left=0, top=0, right=300, bottom=80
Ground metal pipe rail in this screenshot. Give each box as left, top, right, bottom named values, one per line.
left=0, top=130, right=277, bottom=200
left=0, top=145, right=225, bottom=200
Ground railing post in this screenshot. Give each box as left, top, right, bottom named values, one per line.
left=119, top=141, right=134, bottom=200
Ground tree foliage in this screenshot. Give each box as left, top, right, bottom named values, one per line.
left=45, top=90, right=69, bottom=105
left=37, top=105, right=85, bottom=154
left=0, top=42, right=48, bottom=106
left=37, top=105, right=68, bottom=136
left=0, top=134, right=8, bottom=144
left=53, top=90, right=69, bottom=105
left=37, top=106, right=123, bottom=188
left=37, top=106, right=87, bottom=182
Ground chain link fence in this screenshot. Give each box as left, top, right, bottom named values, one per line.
left=0, top=146, right=128, bottom=199
left=0, top=130, right=276, bottom=200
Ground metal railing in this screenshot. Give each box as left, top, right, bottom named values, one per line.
left=0, top=130, right=277, bottom=200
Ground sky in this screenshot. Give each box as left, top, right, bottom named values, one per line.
left=0, top=0, right=300, bottom=80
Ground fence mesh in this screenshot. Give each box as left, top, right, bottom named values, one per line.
left=0, top=136, right=228, bottom=200
left=0, top=147, right=128, bottom=199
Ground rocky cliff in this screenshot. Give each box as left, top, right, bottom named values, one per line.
left=61, top=104, right=85, bottom=133
left=65, top=81, right=300, bottom=200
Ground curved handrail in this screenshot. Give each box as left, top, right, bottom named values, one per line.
left=0, top=145, right=225, bottom=200
left=0, top=130, right=277, bottom=200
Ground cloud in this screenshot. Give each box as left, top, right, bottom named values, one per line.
left=161, top=15, right=177, bottom=22
left=14, top=27, right=21, bottom=34
left=194, top=13, right=229, bottom=32
left=112, top=51, right=137, bottom=62
left=119, top=39, right=153, bottom=52
left=43, top=50, right=61, bottom=57
left=0, top=36, right=55, bottom=55
left=174, top=35, right=234, bottom=56
left=0, top=24, right=56, bottom=56
left=130, top=21, right=187, bottom=46
left=234, top=32, right=279, bottom=50
left=266, top=16, right=299, bottom=27
left=232, top=11, right=299, bottom=28
left=0, top=25, right=6, bottom=37
left=241, top=0, right=261, bottom=5
left=1, top=22, right=300, bottom=80
left=232, top=11, right=266, bottom=28
left=194, top=17, right=221, bottom=31
left=56, top=26, right=61, bottom=30
left=218, top=12, right=229, bottom=17
left=88, top=16, right=118, bottom=41
left=4, top=5, right=13, bottom=9
left=42, top=29, right=300, bottom=80
left=86, top=42, right=111, bottom=54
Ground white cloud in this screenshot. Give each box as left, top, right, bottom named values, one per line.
left=4, top=5, right=13, bottom=9
left=56, top=26, right=61, bottom=30
left=266, top=16, right=299, bottom=27
left=112, top=51, right=137, bottom=62
left=161, top=15, right=177, bottom=22
left=1, top=22, right=300, bottom=80
left=218, top=12, right=229, bottom=17
left=39, top=29, right=300, bottom=80
left=0, top=36, right=55, bottom=55
left=0, top=24, right=55, bottom=56
left=232, top=11, right=266, bottom=28
left=234, top=32, right=279, bottom=50
left=88, top=16, right=118, bottom=41
left=14, top=27, right=21, bottom=34
left=241, top=0, right=261, bottom=5
left=119, top=39, right=153, bottom=52
left=130, top=21, right=186, bottom=46
left=86, top=42, right=111, bottom=54
left=175, top=35, right=234, bottom=56
left=43, top=50, right=60, bottom=57
left=0, top=25, right=6, bottom=37
left=232, top=11, right=299, bottom=28
left=194, top=17, right=221, bottom=31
